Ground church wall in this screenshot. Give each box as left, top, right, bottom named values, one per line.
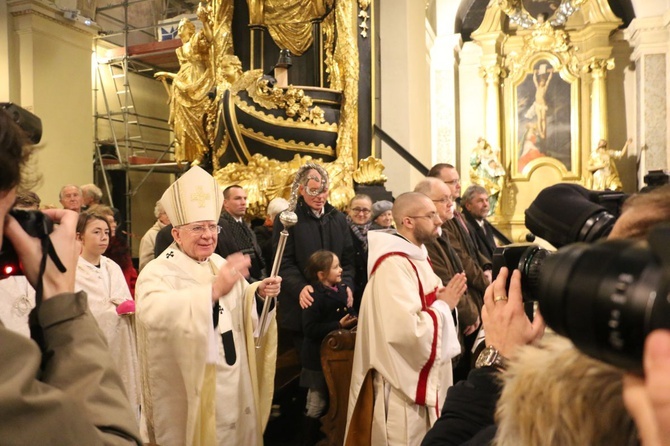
left=378, top=0, right=432, bottom=196
left=604, top=31, right=637, bottom=191
left=7, top=3, right=95, bottom=208
left=456, top=41, right=485, bottom=183
left=4, top=1, right=175, bottom=258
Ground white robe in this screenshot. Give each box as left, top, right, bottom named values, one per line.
left=74, top=255, right=141, bottom=420
left=0, top=276, right=35, bottom=337
left=135, top=243, right=277, bottom=446
left=346, top=230, right=460, bottom=446
left=138, top=220, right=165, bottom=271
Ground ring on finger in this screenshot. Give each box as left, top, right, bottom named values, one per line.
left=493, top=295, right=508, bottom=303
left=229, top=268, right=238, bottom=277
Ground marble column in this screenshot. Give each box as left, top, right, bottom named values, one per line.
left=624, top=15, right=670, bottom=185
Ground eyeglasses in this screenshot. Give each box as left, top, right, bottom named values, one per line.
left=432, top=197, right=453, bottom=204
left=351, top=207, right=371, bottom=214
left=180, top=224, right=221, bottom=235
left=408, top=212, right=441, bottom=222
left=444, top=179, right=460, bottom=185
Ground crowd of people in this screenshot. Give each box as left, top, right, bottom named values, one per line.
left=2, top=103, right=670, bottom=446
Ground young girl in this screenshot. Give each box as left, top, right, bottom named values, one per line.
left=74, top=211, right=140, bottom=420
left=301, top=250, right=357, bottom=441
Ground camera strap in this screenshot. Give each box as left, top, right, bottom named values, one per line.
left=30, top=235, right=67, bottom=359
left=34, top=234, right=67, bottom=306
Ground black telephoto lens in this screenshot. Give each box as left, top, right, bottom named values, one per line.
left=538, top=238, right=670, bottom=371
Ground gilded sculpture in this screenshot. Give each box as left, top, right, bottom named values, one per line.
left=155, top=6, right=215, bottom=163
left=470, top=137, right=506, bottom=215
left=586, top=138, right=631, bottom=191
left=156, top=0, right=363, bottom=216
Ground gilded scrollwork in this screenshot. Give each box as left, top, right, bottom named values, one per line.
left=358, top=9, right=369, bottom=38
left=582, top=57, right=615, bottom=77
left=238, top=125, right=335, bottom=156
left=525, top=20, right=571, bottom=53
left=503, top=18, right=579, bottom=80
left=213, top=153, right=354, bottom=216
left=498, top=0, right=590, bottom=28
left=234, top=70, right=327, bottom=126
left=479, top=64, right=507, bottom=84
left=352, top=156, right=387, bottom=185
left=162, top=0, right=360, bottom=218
left=234, top=96, right=338, bottom=132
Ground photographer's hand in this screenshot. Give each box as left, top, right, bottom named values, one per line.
left=623, top=330, right=670, bottom=446
left=5, top=209, right=80, bottom=299
left=481, top=267, right=545, bottom=358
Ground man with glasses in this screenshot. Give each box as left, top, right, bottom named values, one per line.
left=346, top=192, right=465, bottom=446
left=136, top=166, right=282, bottom=446
left=428, top=163, right=491, bottom=303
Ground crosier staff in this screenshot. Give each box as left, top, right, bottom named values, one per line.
left=255, top=163, right=329, bottom=348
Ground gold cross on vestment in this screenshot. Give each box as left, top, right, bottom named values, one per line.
left=191, top=186, right=211, bottom=208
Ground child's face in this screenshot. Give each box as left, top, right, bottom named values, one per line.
left=323, top=256, right=342, bottom=286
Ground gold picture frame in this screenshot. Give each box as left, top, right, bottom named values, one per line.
left=504, top=51, right=581, bottom=181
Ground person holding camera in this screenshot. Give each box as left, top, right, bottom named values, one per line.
left=624, top=329, right=670, bottom=446
left=0, top=109, right=141, bottom=443
left=421, top=266, right=546, bottom=445
left=423, top=184, right=670, bottom=446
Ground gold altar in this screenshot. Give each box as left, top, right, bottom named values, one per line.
left=470, top=0, right=630, bottom=242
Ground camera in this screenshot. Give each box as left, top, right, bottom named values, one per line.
left=0, top=209, right=53, bottom=279
left=491, top=243, right=551, bottom=303
left=492, top=224, right=670, bottom=371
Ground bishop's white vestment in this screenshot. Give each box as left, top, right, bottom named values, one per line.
left=345, top=230, right=460, bottom=446
left=135, top=243, right=277, bottom=446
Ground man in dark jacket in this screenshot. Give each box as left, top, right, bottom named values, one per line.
left=461, top=185, right=498, bottom=262
left=272, top=165, right=355, bottom=356
left=216, top=185, right=265, bottom=282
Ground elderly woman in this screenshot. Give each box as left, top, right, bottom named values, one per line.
left=369, top=200, right=393, bottom=230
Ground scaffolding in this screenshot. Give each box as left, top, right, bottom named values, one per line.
left=93, top=0, right=192, bottom=237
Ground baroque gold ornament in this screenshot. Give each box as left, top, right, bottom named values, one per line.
left=352, top=156, right=387, bottom=185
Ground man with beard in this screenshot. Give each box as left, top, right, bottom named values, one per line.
left=415, top=178, right=480, bottom=375
left=346, top=192, right=466, bottom=446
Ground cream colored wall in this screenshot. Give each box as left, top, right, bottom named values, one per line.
left=3, top=0, right=175, bottom=258
left=379, top=0, right=432, bottom=196
left=7, top=2, right=95, bottom=208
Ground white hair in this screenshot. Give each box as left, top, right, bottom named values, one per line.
left=81, top=183, right=103, bottom=202
left=154, top=200, right=165, bottom=218
left=267, top=197, right=289, bottom=220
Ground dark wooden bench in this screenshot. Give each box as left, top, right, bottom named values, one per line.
left=318, top=328, right=357, bottom=446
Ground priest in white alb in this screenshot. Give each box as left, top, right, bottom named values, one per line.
left=345, top=192, right=466, bottom=446
left=135, top=166, right=281, bottom=446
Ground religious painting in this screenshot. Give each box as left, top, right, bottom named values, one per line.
left=521, top=0, right=562, bottom=20
left=515, top=58, right=573, bottom=174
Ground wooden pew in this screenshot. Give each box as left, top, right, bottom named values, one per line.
left=318, top=328, right=357, bottom=446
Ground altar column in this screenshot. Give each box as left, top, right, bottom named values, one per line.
left=584, top=58, right=614, bottom=148
left=625, top=15, right=670, bottom=186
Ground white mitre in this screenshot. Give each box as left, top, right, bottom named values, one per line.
left=160, top=165, right=223, bottom=226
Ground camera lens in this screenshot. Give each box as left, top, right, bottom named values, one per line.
left=492, top=244, right=551, bottom=302
left=538, top=239, right=670, bottom=371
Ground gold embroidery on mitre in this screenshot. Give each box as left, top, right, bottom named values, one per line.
left=191, top=185, right=211, bottom=208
